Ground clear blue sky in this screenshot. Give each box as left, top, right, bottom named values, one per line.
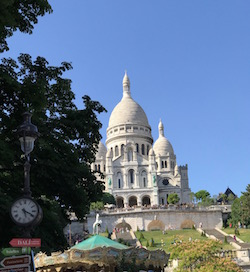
left=3, top=0, right=250, bottom=197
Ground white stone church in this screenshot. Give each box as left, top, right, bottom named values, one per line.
left=91, top=72, right=191, bottom=208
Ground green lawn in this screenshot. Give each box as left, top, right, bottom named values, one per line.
left=99, top=229, right=234, bottom=253
left=135, top=229, right=207, bottom=252
left=222, top=228, right=250, bottom=243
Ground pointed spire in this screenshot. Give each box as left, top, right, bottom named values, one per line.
left=158, top=119, right=164, bottom=137
left=122, top=70, right=131, bottom=98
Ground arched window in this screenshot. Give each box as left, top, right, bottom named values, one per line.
left=104, top=165, right=106, bottom=172
left=156, top=162, right=158, bottom=169
left=110, top=147, right=113, bottom=158
left=129, top=169, right=134, bottom=184
left=98, top=164, right=100, bottom=171
left=147, top=145, right=150, bottom=155
left=128, top=148, right=133, bottom=161
left=121, top=144, right=124, bottom=155
left=117, top=172, right=123, bottom=189
left=141, top=170, right=147, bottom=187
left=129, top=196, right=137, bottom=207
left=161, top=161, right=164, bottom=168
left=95, top=164, right=97, bottom=171
left=141, top=144, right=145, bottom=155
left=136, top=143, right=139, bottom=153
left=165, top=161, right=167, bottom=168
left=115, top=145, right=119, bottom=156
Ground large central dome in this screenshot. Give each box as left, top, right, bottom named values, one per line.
left=108, top=72, right=150, bottom=128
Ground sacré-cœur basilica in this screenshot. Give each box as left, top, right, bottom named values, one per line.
left=91, top=72, right=191, bottom=208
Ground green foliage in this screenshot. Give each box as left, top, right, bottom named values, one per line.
left=102, top=192, right=116, bottom=205
left=195, top=190, right=210, bottom=202
left=90, top=201, right=104, bottom=211
left=146, top=240, right=149, bottom=247
left=224, top=236, right=228, bottom=244
left=0, top=0, right=52, bottom=52
left=230, top=185, right=250, bottom=228
left=149, top=238, right=155, bottom=247
left=168, top=193, right=180, bottom=204
left=227, top=193, right=236, bottom=203
left=170, top=240, right=242, bottom=272
left=0, top=54, right=106, bottom=252
left=230, top=198, right=242, bottom=227
left=241, top=184, right=250, bottom=227
left=105, top=226, right=109, bottom=234
left=139, top=232, right=144, bottom=240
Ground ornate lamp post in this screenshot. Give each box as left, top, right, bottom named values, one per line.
left=10, top=112, right=42, bottom=237
left=18, top=112, right=39, bottom=197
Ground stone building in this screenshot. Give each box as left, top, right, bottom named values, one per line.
left=91, top=72, right=191, bottom=207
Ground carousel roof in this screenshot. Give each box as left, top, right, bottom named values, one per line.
left=71, top=235, right=129, bottom=250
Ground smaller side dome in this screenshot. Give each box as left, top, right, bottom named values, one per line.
left=153, top=120, right=174, bottom=156
left=96, top=142, right=107, bottom=159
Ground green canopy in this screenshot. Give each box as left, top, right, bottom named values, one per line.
left=71, top=235, right=129, bottom=250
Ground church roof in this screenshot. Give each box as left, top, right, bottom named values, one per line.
left=71, top=235, right=129, bottom=250
left=108, top=72, right=150, bottom=129
left=153, top=120, right=174, bottom=156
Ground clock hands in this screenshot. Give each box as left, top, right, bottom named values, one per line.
left=22, top=208, right=34, bottom=217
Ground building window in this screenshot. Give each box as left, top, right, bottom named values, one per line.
left=136, top=143, right=139, bottom=153
left=142, top=144, right=145, bottom=155
left=129, top=169, right=134, bottom=184
left=147, top=145, right=149, bottom=155
left=110, top=147, right=113, bottom=158
left=161, top=161, right=164, bottom=168
left=98, top=164, right=100, bottom=171
left=95, top=164, right=97, bottom=171
left=165, top=161, right=167, bottom=168
left=128, top=148, right=133, bottom=161
left=104, top=165, right=106, bottom=172
left=142, top=170, right=147, bottom=187
left=118, top=179, right=121, bottom=188
left=115, top=145, right=119, bottom=156
left=156, top=162, right=158, bottom=169
left=121, top=144, right=124, bottom=155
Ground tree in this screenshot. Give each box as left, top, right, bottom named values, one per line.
left=170, top=239, right=242, bottom=271
left=168, top=193, right=180, bottom=204
left=241, top=184, right=250, bottom=227
left=0, top=54, right=106, bottom=252
left=230, top=185, right=250, bottom=228
left=0, top=0, right=52, bottom=52
left=102, top=192, right=116, bottom=205
left=195, top=190, right=210, bottom=202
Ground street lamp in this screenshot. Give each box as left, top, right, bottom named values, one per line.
left=17, top=112, right=39, bottom=197
left=10, top=112, right=42, bottom=237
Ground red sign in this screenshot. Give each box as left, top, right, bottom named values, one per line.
left=9, top=238, right=41, bottom=248
left=1, top=255, right=30, bottom=267
left=0, top=267, right=29, bottom=272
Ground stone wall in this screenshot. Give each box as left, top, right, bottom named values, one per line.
left=87, top=208, right=223, bottom=233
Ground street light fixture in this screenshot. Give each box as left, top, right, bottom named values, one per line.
left=17, top=112, right=39, bottom=197
left=10, top=112, right=42, bottom=237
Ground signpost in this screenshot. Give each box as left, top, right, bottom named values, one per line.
left=1, top=248, right=31, bottom=257
left=1, top=255, right=30, bottom=268
left=9, top=239, right=41, bottom=248
left=0, top=266, right=29, bottom=272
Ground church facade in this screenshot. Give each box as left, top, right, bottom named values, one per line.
left=92, top=72, right=191, bottom=208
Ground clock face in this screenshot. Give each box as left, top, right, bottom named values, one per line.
left=10, top=197, right=39, bottom=226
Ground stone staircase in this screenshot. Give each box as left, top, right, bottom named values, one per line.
left=204, top=228, right=250, bottom=249
left=113, top=230, right=138, bottom=247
